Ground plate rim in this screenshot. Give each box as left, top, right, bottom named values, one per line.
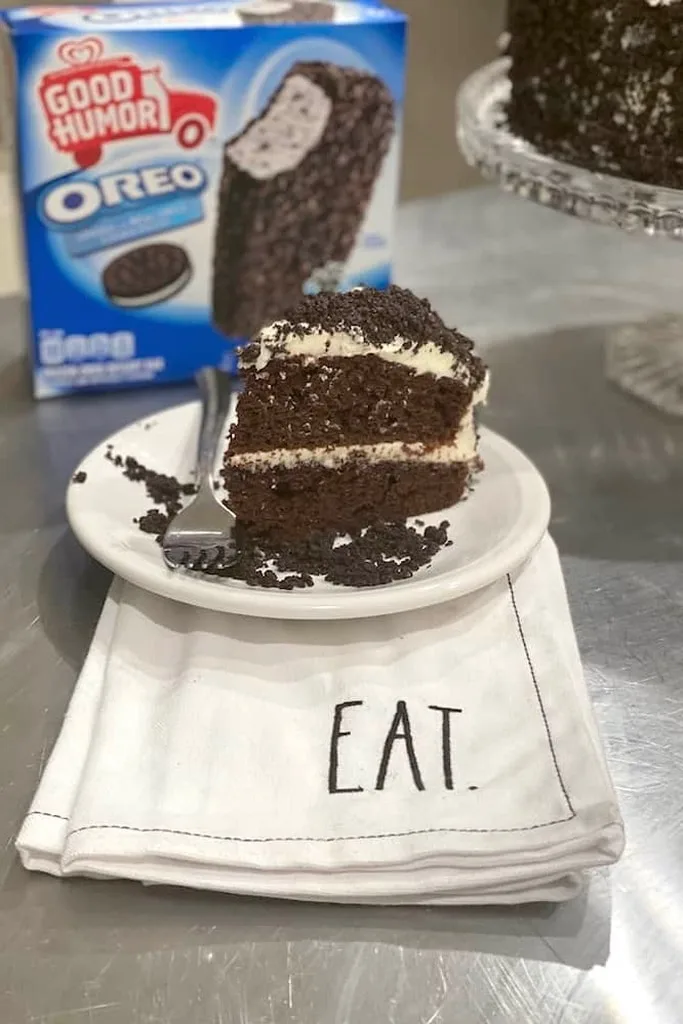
left=66, top=401, right=551, bottom=620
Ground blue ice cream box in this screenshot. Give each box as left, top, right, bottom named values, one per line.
left=0, top=0, right=407, bottom=397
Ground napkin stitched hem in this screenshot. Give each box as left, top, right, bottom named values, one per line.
left=22, top=571, right=578, bottom=843
left=506, top=575, right=575, bottom=817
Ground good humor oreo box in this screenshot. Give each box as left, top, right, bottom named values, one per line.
left=1, top=1, right=406, bottom=398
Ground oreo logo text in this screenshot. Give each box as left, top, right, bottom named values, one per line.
left=40, top=162, right=207, bottom=228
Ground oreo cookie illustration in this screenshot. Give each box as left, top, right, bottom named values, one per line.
left=103, top=244, right=192, bottom=308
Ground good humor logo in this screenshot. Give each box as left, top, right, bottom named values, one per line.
left=38, top=36, right=218, bottom=169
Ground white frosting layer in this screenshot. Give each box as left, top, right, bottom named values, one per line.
left=229, top=411, right=480, bottom=471
left=227, top=75, right=331, bottom=180
left=254, top=322, right=483, bottom=385
left=644, top=1, right=680, bottom=7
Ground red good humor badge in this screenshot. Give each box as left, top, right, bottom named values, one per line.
left=38, top=37, right=218, bottom=169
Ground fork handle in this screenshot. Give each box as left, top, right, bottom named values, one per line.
left=195, top=367, right=237, bottom=484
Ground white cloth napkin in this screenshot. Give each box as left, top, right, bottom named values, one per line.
left=18, top=534, right=623, bottom=904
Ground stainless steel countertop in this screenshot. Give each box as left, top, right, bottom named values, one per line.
left=2, top=186, right=683, bottom=1023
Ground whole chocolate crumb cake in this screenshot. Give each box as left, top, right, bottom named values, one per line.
left=223, top=286, right=489, bottom=541
left=506, top=0, right=683, bottom=188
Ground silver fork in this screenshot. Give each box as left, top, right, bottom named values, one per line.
left=162, top=367, right=239, bottom=573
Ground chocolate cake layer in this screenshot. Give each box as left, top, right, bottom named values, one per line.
left=506, top=1, right=683, bottom=188
left=229, top=354, right=474, bottom=453
left=223, top=459, right=472, bottom=541
left=212, top=61, right=394, bottom=338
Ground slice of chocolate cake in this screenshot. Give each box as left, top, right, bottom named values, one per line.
left=223, top=286, right=489, bottom=541
left=236, top=0, right=336, bottom=24
left=212, top=62, right=395, bottom=339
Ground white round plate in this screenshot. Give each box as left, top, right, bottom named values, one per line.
left=66, top=401, right=550, bottom=620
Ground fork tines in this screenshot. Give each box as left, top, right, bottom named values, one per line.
left=169, top=543, right=236, bottom=574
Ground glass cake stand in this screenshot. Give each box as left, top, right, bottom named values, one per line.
left=456, top=57, right=683, bottom=417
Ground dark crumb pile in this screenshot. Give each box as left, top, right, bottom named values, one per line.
left=260, top=520, right=452, bottom=589
left=106, top=447, right=452, bottom=589
left=105, top=445, right=196, bottom=536
left=72, top=470, right=87, bottom=484
left=202, top=519, right=451, bottom=589
left=137, top=508, right=171, bottom=537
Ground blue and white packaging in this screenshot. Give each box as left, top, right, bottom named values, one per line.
left=1, top=1, right=406, bottom=397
